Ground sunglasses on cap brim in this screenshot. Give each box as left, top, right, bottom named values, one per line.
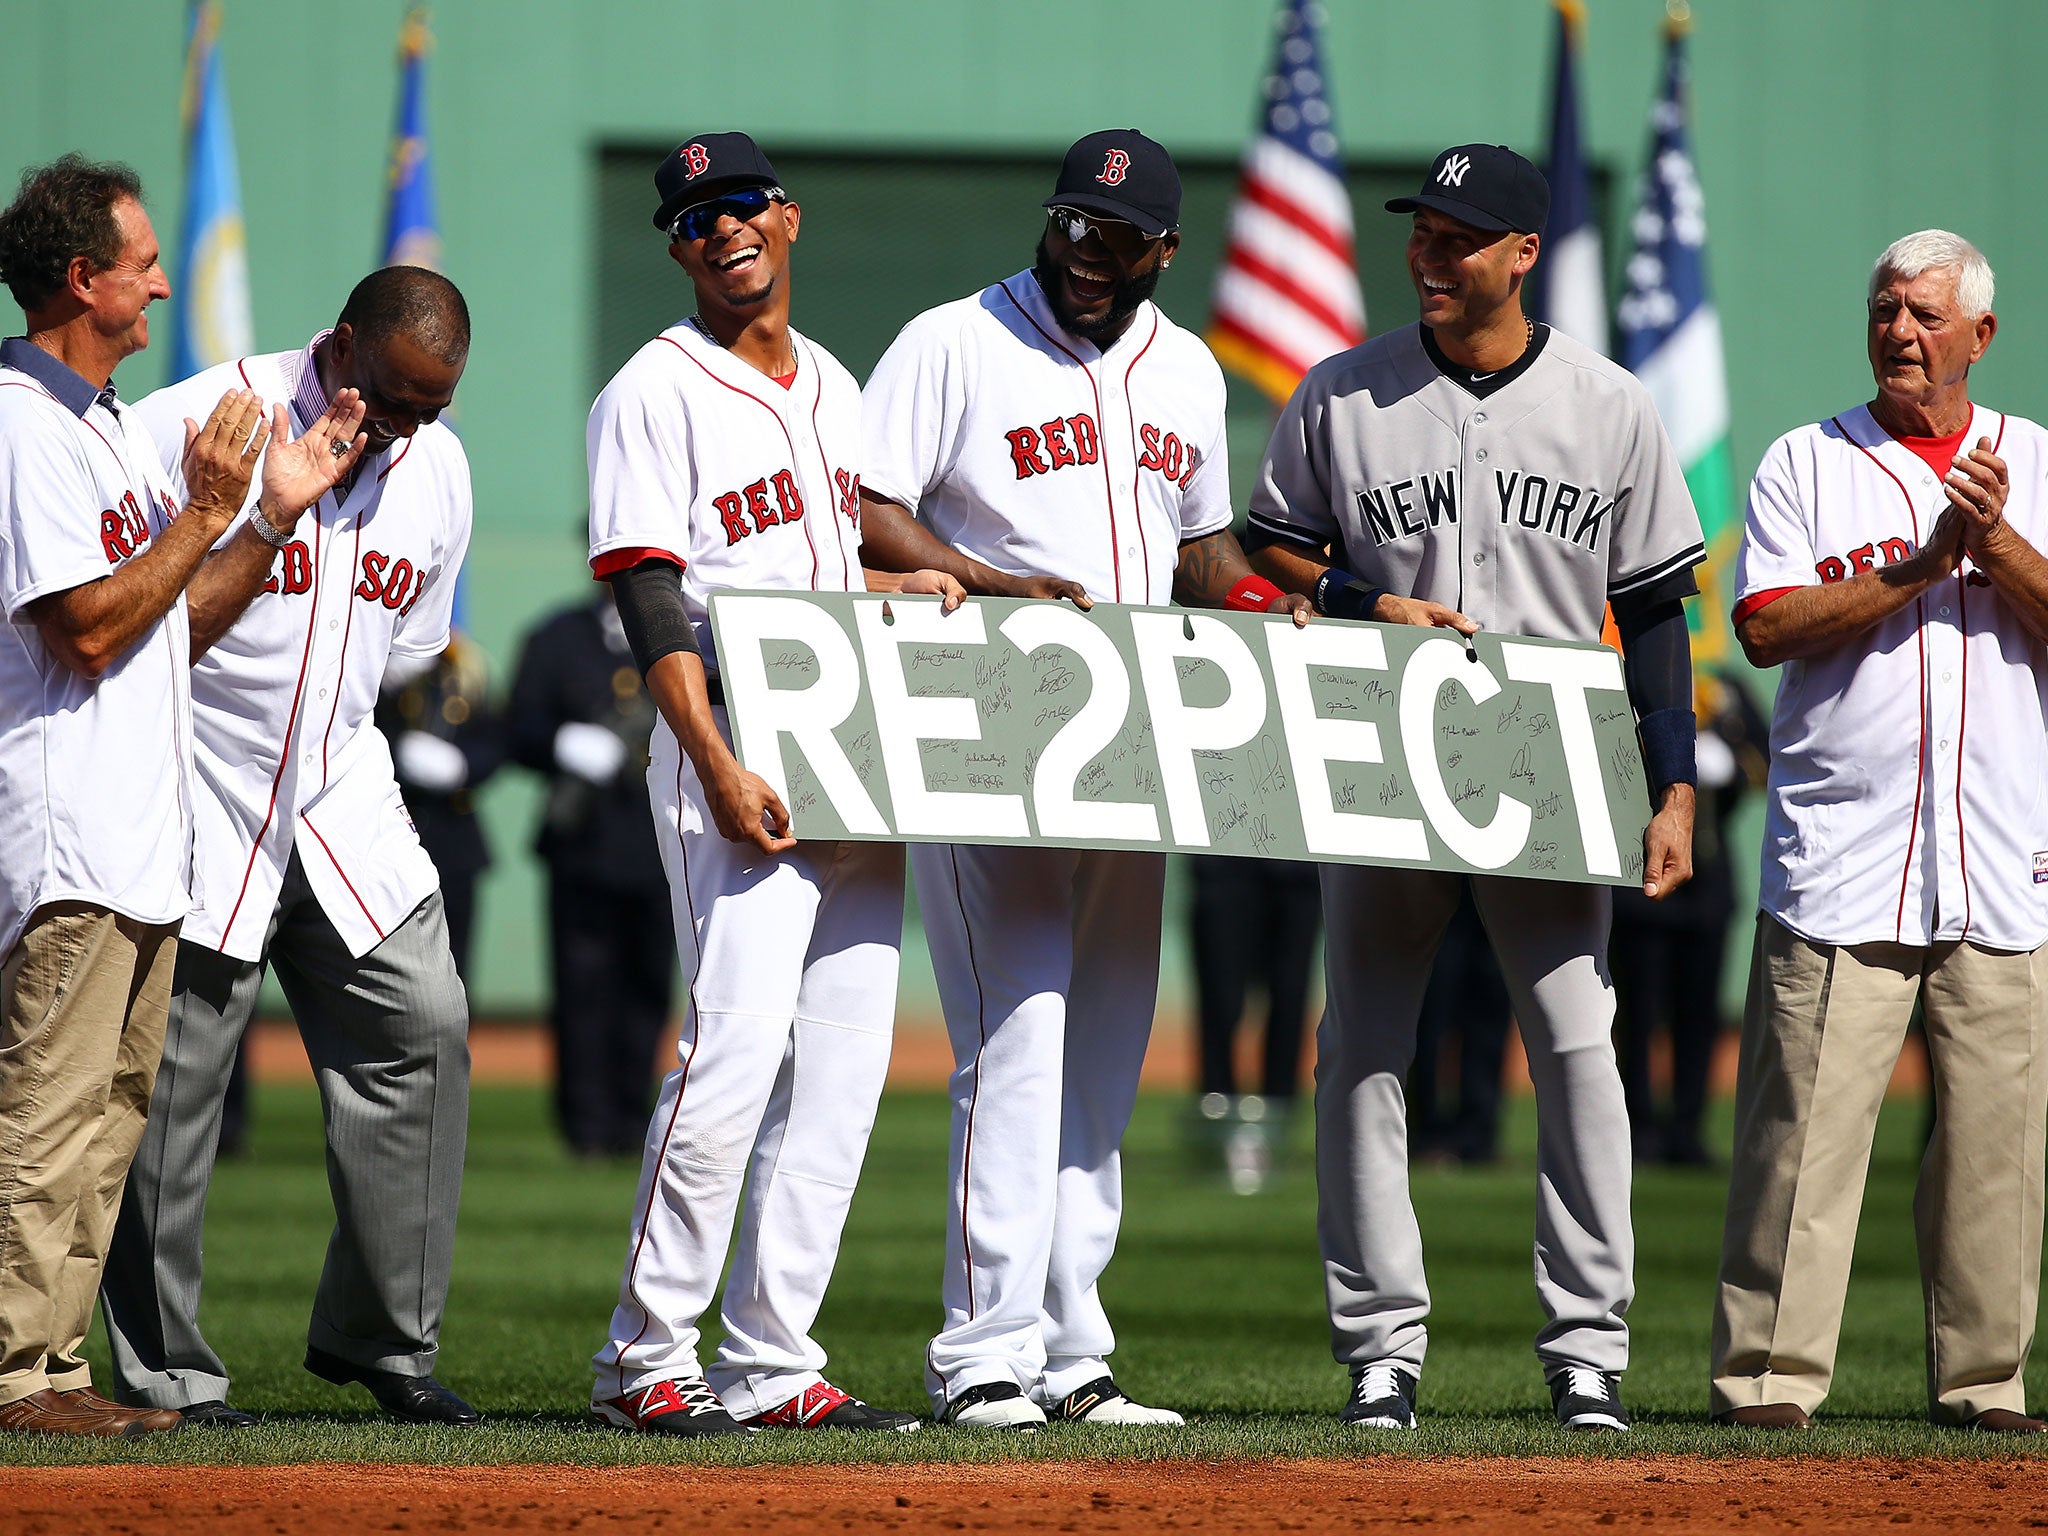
left=1046, top=206, right=1170, bottom=255
left=668, top=185, right=786, bottom=243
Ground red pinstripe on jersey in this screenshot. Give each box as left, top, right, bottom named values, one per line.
left=657, top=335, right=821, bottom=591
left=1836, top=417, right=1928, bottom=944
left=998, top=277, right=1124, bottom=602
left=1119, top=312, right=1160, bottom=603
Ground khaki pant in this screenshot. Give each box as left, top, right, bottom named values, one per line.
left=0, top=904, right=176, bottom=1406
left=1711, top=913, right=2048, bottom=1422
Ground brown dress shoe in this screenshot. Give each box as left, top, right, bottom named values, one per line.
left=61, top=1387, right=182, bottom=1433
left=1715, top=1403, right=1813, bottom=1429
left=1968, top=1408, right=2048, bottom=1433
left=0, top=1388, right=150, bottom=1438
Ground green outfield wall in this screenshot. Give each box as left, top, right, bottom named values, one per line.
left=6, top=0, right=2042, bottom=1013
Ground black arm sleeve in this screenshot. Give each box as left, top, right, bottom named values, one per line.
left=1613, top=595, right=1696, bottom=791
left=606, top=559, right=698, bottom=678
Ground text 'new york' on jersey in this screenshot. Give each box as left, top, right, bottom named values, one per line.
left=1247, top=322, right=1705, bottom=645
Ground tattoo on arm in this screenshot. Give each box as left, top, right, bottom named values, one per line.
left=1173, top=530, right=1250, bottom=607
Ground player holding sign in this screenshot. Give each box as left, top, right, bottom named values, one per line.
left=585, top=133, right=959, bottom=1438
left=860, top=129, right=1309, bottom=1429
left=1247, top=144, right=1704, bottom=1433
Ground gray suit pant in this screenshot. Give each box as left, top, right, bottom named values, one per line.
left=1317, top=866, right=1633, bottom=1376
left=101, top=851, right=471, bottom=1407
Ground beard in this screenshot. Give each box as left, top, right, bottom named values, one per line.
left=1032, top=236, right=1162, bottom=344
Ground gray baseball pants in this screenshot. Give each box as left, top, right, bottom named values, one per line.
left=101, top=851, right=471, bottom=1407
left=1317, top=865, right=1633, bottom=1376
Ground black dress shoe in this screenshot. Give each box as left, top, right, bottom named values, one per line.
left=304, top=1346, right=481, bottom=1425
left=179, top=1399, right=258, bottom=1428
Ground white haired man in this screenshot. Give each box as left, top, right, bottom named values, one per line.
left=1713, top=230, right=2048, bottom=1432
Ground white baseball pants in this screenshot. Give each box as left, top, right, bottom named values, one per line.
left=914, top=842, right=1165, bottom=1412
left=592, top=733, right=902, bottom=1419
left=1316, top=866, right=1634, bottom=1375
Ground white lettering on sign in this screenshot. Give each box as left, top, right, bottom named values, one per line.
left=1501, top=640, right=1628, bottom=877
left=855, top=599, right=1028, bottom=838
left=1263, top=622, right=1427, bottom=861
left=1400, top=637, right=1530, bottom=868
left=713, top=595, right=886, bottom=834
left=1130, top=612, right=1268, bottom=847
left=999, top=604, right=1160, bottom=842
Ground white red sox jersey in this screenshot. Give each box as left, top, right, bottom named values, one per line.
left=133, top=337, right=471, bottom=962
left=1735, top=402, right=2048, bottom=952
left=862, top=269, right=1232, bottom=603
left=1248, top=324, right=1704, bottom=643
left=0, top=343, right=193, bottom=956
left=588, top=320, right=866, bottom=666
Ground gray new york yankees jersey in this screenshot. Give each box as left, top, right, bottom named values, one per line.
left=1248, top=323, right=1704, bottom=644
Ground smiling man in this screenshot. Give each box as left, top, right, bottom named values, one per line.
left=1244, top=143, right=1705, bottom=1435
left=1713, top=230, right=2048, bottom=1434
left=583, top=132, right=957, bottom=1440
left=858, top=128, right=1308, bottom=1429
left=99, top=267, right=482, bottom=1431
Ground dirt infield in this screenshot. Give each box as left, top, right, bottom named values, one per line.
left=8, top=1456, right=2043, bottom=1534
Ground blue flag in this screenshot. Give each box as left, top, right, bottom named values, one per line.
left=383, top=9, right=441, bottom=271
left=170, top=2, right=253, bottom=381
left=1617, top=11, right=1734, bottom=651
left=1530, top=0, right=1607, bottom=354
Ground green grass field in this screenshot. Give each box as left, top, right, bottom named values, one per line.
left=6, top=1080, right=2041, bottom=1467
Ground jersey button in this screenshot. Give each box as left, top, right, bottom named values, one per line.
left=1941, top=605, right=1953, bottom=616
left=1473, top=412, right=1487, bottom=424
left=329, top=620, right=339, bottom=631
left=1475, top=449, right=1488, bottom=461
left=1473, top=552, right=1487, bottom=565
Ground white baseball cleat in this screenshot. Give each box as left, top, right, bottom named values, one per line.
left=1047, top=1376, right=1185, bottom=1425
left=943, top=1380, right=1047, bottom=1430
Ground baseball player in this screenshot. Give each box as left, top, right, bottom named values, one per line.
left=100, top=266, right=480, bottom=1428
left=1245, top=145, right=1704, bottom=1432
left=859, top=129, right=1311, bottom=1429
left=587, top=132, right=959, bottom=1439
left=1714, top=231, right=2048, bottom=1432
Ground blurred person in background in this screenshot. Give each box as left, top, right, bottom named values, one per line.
left=506, top=585, right=673, bottom=1159
left=1609, top=668, right=1767, bottom=1167
left=1187, top=854, right=1321, bottom=1194
left=1407, top=885, right=1514, bottom=1167
left=378, top=628, right=503, bottom=982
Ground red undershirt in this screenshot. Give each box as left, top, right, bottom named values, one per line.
left=1731, top=420, right=1972, bottom=627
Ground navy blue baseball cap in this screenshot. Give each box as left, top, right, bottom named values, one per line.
left=653, top=132, right=782, bottom=233
left=1043, top=129, right=1181, bottom=240
left=1387, top=144, right=1550, bottom=234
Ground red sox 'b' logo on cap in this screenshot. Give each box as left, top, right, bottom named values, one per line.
left=1097, top=149, right=1131, bottom=185
left=683, top=143, right=711, bottom=178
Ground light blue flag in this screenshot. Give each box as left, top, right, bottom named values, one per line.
left=383, top=9, right=441, bottom=271
left=170, top=1, right=253, bottom=381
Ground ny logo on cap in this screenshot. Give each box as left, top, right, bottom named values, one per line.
left=1436, top=153, right=1472, bottom=188
left=1098, top=149, right=1131, bottom=185
left=682, top=143, right=711, bottom=178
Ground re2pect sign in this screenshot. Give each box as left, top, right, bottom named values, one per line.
left=707, top=593, right=1653, bottom=886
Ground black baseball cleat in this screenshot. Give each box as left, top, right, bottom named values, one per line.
left=593, top=1376, right=748, bottom=1437
left=943, top=1379, right=1047, bottom=1430
left=177, top=1399, right=258, bottom=1428
left=305, top=1346, right=481, bottom=1426
left=1547, top=1366, right=1630, bottom=1432
left=1340, top=1361, right=1418, bottom=1430
left=1047, top=1376, right=1184, bottom=1425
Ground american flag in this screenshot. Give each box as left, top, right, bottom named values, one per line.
left=1207, top=0, right=1366, bottom=404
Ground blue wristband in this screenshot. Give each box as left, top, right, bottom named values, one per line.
left=1636, top=706, right=1698, bottom=792
left=1315, top=566, right=1385, bottom=622
left=1313, top=566, right=1355, bottom=615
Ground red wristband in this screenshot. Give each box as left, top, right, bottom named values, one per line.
left=1223, top=574, right=1285, bottom=613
